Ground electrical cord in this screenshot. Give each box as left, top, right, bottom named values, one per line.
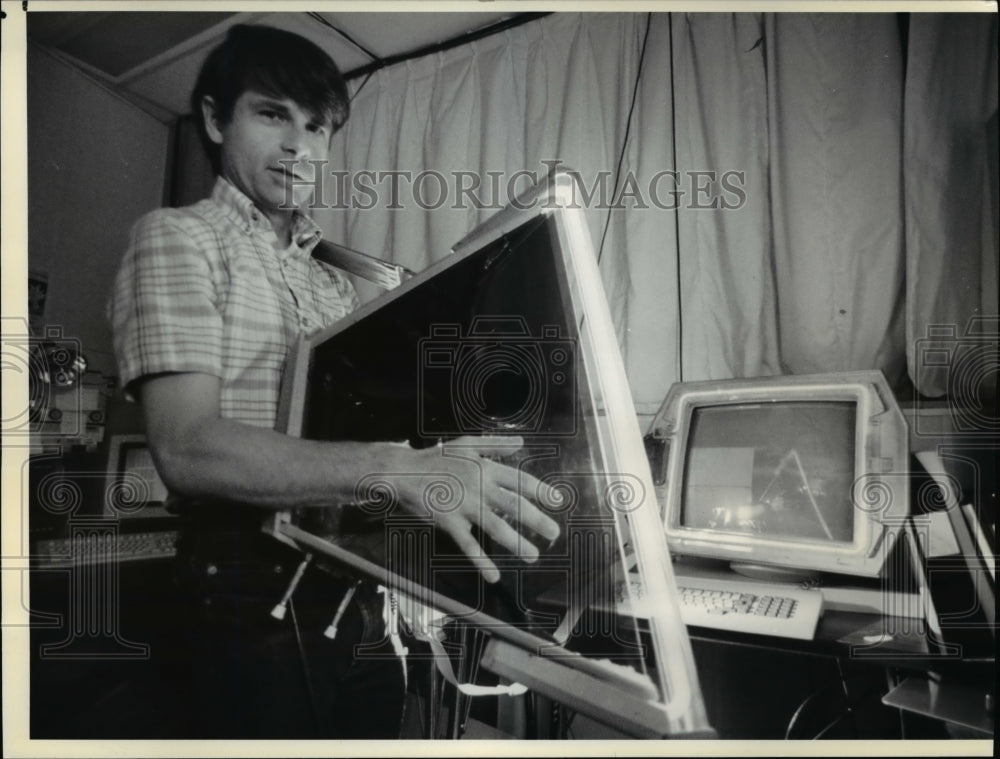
left=784, top=681, right=840, bottom=739
left=288, top=597, right=325, bottom=737
left=596, top=12, right=653, bottom=267
left=783, top=659, right=892, bottom=739
left=413, top=668, right=428, bottom=738
left=459, top=629, right=486, bottom=734
left=563, top=704, right=577, bottom=738
left=886, top=668, right=907, bottom=739
left=668, top=12, right=683, bottom=383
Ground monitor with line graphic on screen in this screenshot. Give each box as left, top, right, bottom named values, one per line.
left=646, top=371, right=910, bottom=582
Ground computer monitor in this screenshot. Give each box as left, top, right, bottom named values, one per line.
left=647, top=371, right=909, bottom=580
left=103, top=433, right=171, bottom=519
left=267, top=170, right=713, bottom=738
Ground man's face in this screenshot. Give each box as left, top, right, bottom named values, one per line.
left=203, top=90, right=332, bottom=217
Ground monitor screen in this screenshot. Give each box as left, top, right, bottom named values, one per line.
left=292, top=212, right=617, bottom=626
left=652, top=372, right=909, bottom=578
left=682, top=402, right=856, bottom=544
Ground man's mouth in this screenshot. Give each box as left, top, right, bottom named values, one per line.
left=272, top=166, right=307, bottom=183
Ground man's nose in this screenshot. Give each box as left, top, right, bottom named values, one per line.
left=281, top=123, right=310, bottom=157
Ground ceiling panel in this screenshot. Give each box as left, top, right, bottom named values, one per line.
left=119, top=13, right=375, bottom=116
left=316, top=11, right=511, bottom=60
left=26, top=10, right=530, bottom=118
left=27, top=11, right=236, bottom=78
left=25, top=11, right=112, bottom=47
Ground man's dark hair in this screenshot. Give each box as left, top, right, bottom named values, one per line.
left=191, top=24, right=351, bottom=173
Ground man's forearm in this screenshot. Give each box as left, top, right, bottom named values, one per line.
left=150, top=415, right=407, bottom=510
left=137, top=371, right=560, bottom=578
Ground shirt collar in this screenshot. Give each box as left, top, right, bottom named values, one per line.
left=210, top=176, right=323, bottom=253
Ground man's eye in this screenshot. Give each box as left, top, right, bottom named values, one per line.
left=260, top=109, right=283, bottom=120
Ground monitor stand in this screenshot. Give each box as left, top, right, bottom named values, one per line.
left=729, top=561, right=820, bottom=586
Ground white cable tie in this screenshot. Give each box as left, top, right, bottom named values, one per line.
left=270, top=553, right=313, bottom=621
left=324, top=581, right=360, bottom=639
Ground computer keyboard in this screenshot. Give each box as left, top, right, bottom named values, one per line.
left=616, top=572, right=824, bottom=641
left=35, top=530, right=179, bottom=567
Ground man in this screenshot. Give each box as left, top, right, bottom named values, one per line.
left=108, top=24, right=559, bottom=737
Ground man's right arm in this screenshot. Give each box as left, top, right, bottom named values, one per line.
left=139, top=370, right=385, bottom=510
left=139, top=371, right=561, bottom=582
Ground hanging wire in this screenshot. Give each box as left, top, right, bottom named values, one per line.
left=288, top=598, right=324, bottom=735
left=668, top=12, right=684, bottom=383
left=667, top=13, right=684, bottom=382
left=596, top=12, right=653, bottom=267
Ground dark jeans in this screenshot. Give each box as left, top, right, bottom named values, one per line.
left=173, top=524, right=407, bottom=738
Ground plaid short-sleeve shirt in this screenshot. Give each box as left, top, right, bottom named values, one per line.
left=109, top=177, right=358, bottom=428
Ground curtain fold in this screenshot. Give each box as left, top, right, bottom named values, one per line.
left=764, top=13, right=907, bottom=382
left=323, top=13, right=672, bottom=412
left=903, top=13, right=999, bottom=398
left=314, top=11, right=997, bottom=414
left=672, top=12, right=780, bottom=383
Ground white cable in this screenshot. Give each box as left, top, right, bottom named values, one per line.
left=378, top=585, right=409, bottom=690
left=396, top=591, right=526, bottom=697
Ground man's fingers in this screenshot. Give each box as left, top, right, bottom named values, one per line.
left=520, top=498, right=560, bottom=542
left=436, top=439, right=562, bottom=540
left=485, top=466, right=561, bottom=540
left=487, top=486, right=560, bottom=542
left=489, top=464, right=564, bottom=514
left=444, top=521, right=501, bottom=583
left=478, top=508, right=541, bottom=562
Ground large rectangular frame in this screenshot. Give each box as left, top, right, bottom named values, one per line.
left=267, top=170, right=712, bottom=738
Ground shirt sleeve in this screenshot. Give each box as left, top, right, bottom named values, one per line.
left=107, top=209, right=225, bottom=396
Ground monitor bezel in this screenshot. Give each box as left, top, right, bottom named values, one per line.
left=657, top=372, right=909, bottom=578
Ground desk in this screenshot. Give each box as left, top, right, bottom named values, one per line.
left=682, top=611, right=942, bottom=739
left=654, top=507, right=996, bottom=739
left=680, top=588, right=990, bottom=738
left=687, top=608, right=928, bottom=658
left=524, top=545, right=992, bottom=739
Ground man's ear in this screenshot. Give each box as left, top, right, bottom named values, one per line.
left=201, top=96, right=224, bottom=145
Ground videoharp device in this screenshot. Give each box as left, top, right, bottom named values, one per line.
left=266, top=170, right=713, bottom=738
